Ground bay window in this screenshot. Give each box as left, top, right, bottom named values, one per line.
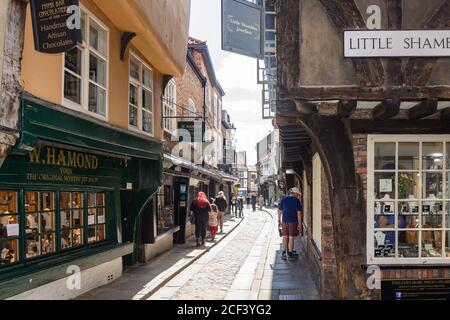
left=129, top=53, right=154, bottom=135
left=368, top=136, right=450, bottom=264
left=63, top=8, right=109, bottom=118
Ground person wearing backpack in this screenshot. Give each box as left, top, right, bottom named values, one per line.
left=214, top=191, right=228, bottom=234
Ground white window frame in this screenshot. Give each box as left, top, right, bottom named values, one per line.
left=367, top=134, right=450, bottom=265
left=187, top=99, right=196, bottom=118
left=62, top=5, right=109, bottom=121
left=128, top=51, right=154, bottom=136
left=163, top=79, right=177, bottom=134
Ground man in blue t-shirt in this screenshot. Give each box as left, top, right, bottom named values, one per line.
left=278, top=187, right=303, bottom=260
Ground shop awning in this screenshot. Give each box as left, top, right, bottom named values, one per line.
left=13, top=94, right=163, bottom=161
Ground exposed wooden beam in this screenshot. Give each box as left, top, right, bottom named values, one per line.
left=408, top=99, right=438, bottom=120
left=317, top=0, right=384, bottom=87
left=404, top=0, right=450, bottom=86
left=279, top=86, right=450, bottom=102
left=386, top=0, right=403, bottom=86
left=337, top=100, right=357, bottom=118
left=372, top=99, right=401, bottom=120
left=351, top=119, right=450, bottom=134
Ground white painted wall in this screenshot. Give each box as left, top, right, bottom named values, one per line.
left=8, top=258, right=123, bottom=300
left=312, top=153, right=322, bottom=252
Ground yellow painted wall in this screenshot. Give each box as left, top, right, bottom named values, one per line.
left=21, top=0, right=168, bottom=140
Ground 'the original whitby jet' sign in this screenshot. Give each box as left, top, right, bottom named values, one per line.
left=30, top=0, right=82, bottom=53
left=344, top=30, right=450, bottom=57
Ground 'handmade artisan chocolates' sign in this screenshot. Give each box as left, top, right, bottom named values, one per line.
left=30, top=0, right=82, bottom=53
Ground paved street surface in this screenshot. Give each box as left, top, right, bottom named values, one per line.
left=77, top=208, right=319, bottom=300
left=149, top=208, right=319, bottom=300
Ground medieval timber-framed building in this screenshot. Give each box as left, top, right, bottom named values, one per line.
left=276, top=0, right=450, bottom=299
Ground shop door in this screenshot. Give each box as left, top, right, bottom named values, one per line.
left=173, top=177, right=189, bottom=244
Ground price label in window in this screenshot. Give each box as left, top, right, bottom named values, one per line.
left=98, top=215, right=105, bottom=224
left=6, top=224, right=19, bottom=237
left=380, top=179, right=393, bottom=192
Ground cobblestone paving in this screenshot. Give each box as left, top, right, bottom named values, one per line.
left=151, top=211, right=271, bottom=300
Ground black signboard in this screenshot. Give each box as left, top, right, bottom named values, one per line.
left=30, top=0, right=82, bottom=53
left=221, top=0, right=263, bottom=59
left=382, top=279, right=450, bottom=300
left=177, top=121, right=206, bottom=143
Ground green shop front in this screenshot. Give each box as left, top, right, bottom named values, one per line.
left=0, top=96, right=163, bottom=299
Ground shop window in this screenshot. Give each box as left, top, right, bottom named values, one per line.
left=25, top=192, right=56, bottom=259
left=129, top=52, right=154, bottom=135
left=0, top=191, right=19, bottom=266
left=368, top=136, right=450, bottom=264
left=157, top=187, right=175, bottom=235
left=87, top=193, right=106, bottom=244
left=63, top=7, right=108, bottom=118
left=60, top=192, right=84, bottom=250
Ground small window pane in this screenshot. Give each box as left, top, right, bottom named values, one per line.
left=88, top=226, right=96, bottom=244
left=129, top=105, right=138, bottom=127
left=446, top=202, right=450, bottom=228
left=374, top=231, right=395, bottom=258
left=72, top=209, right=83, bottom=228
left=25, top=192, right=39, bottom=213
left=72, top=229, right=83, bottom=247
left=60, top=210, right=71, bottom=229
left=0, top=192, right=17, bottom=214
left=89, top=54, right=107, bottom=86
left=97, top=224, right=106, bottom=242
left=374, top=213, right=395, bottom=229
left=423, top=142, right=444, bottom=170
left=445, top=231, right=450, bottom=258
left=422, top=231, right=442, bottom=257
left=88, top=193, right=96, bottom=207
left=374, top=173, right=395, bottom=200
left=60, top=193, right=71, bottom=210
left=41, top=233, right=55, bottom=255
left=41, top=211, right=54, bottom=232
left=65, top=47, right=82, bottom=75
left=375, top=142, right=396, bottom=170
left=64, top=72, right=81, bottom=104
left=422, top=172, right=443, bottom=199
left=143, top=67, right=153, bottom=88
left=0, top=239, right=19, bottom=265
left=61, top=229, right=72, bottom=250
left=447, top=143, right=450, bottom=170
left=89, top=84, right=106, bottom=116
left=422, top=201, right=443, bottom=228
left=446, top=172, right=450, bottom=199
left=143, top=89, right=152, bottom=111
left=398, top=142, right=419, bottom=170
left=26, top=233, right=39, bottom=258
left=398, top=172, right=420, bottom=199
left=129, top=84, right=138, bottom=106
left=143, top=111, right=152, bottom=133
left=398, top=231, right=419, bottom=258
left=96, top=193, right=105, bottom=207
left=42, top=192, right=55, bottom=211
left=89, top=19, right=107, bottom=55
left=26, top=213, right=38, bottom=234
left=130, top=57, right=140, bottom=80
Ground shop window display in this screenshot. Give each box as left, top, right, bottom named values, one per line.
left=370, top=139, right=450, bottom=263
left=88, top=193, right=106, bottom=244
left=60, top=192, right=84, bottom=250
left=156, top=186, right=175, bottom=235
left=25, top=192, right=55, bottom=259
left=0, top=191, right=19, bottom=265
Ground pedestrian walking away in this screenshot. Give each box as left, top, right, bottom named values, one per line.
left=278, top=187, right=303, bottom=260
left=190, top=192, right=212, bottom=247
left=251, top=193, right=257, bottom=212
left=214, top=191, right=228, bottom=234
left=208, top=204, right=219, bottom=241
left=258, top=195, right=265, bottom=211
left=231, top=195, right=237, bottom=215
left=237, top=197, right=244, bottom=218
left=246, top=196, right=251, bottom=209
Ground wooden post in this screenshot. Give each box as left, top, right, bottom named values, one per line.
left=0, top=0, right=26, bottom=161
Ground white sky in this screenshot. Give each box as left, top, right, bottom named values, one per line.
left=189, top=0, right=274, bottom=165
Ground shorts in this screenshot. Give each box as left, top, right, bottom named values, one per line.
left=281, top=223, right=299, bottom=237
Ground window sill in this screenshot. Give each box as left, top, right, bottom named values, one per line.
left=361, top=263, right=450, bottom=270
left=155, top=225, right=180, bottom=242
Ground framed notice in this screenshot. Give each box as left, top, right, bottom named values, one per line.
left=379, top=179, right=393, bottom=193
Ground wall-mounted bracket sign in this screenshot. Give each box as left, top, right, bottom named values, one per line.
left=344, top=30, right=450, bottom=57
left=177, top=121, right=206, bottom=143
left=221, top=0, right=263, bottom=59
left=30, top=0, right=82, bottom=54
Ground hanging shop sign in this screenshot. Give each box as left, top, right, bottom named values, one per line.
left=177, top=121, right=206, bottom=143
left=344, top=30, right=450, bottom=57
left=221, top=0, right=263, bottom=59
left=30, top=0, right=82, bottom=53
left=382, top=279, right=450, bottom=300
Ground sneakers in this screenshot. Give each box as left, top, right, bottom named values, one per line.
left=287, top=251, right=299, bottom=261
left=281, top=252, right=287, bottom=260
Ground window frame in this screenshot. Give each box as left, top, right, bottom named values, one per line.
left=367, top=135, right=450, bottom=265
left=62, top=5, right=110, bottom=121
left=128, top=51, right=154, bottom=136
left=163, top=79, right=177, bottom=134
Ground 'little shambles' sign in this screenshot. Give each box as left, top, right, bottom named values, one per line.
left=344, top=30, right=450, bottom=57
left=30, top=0, right=82, bottom=53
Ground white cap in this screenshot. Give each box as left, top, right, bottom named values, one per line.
left=290, top=187, right=301, bottom=194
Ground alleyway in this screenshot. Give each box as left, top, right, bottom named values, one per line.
left=78, top=209, right=319, bottom=300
